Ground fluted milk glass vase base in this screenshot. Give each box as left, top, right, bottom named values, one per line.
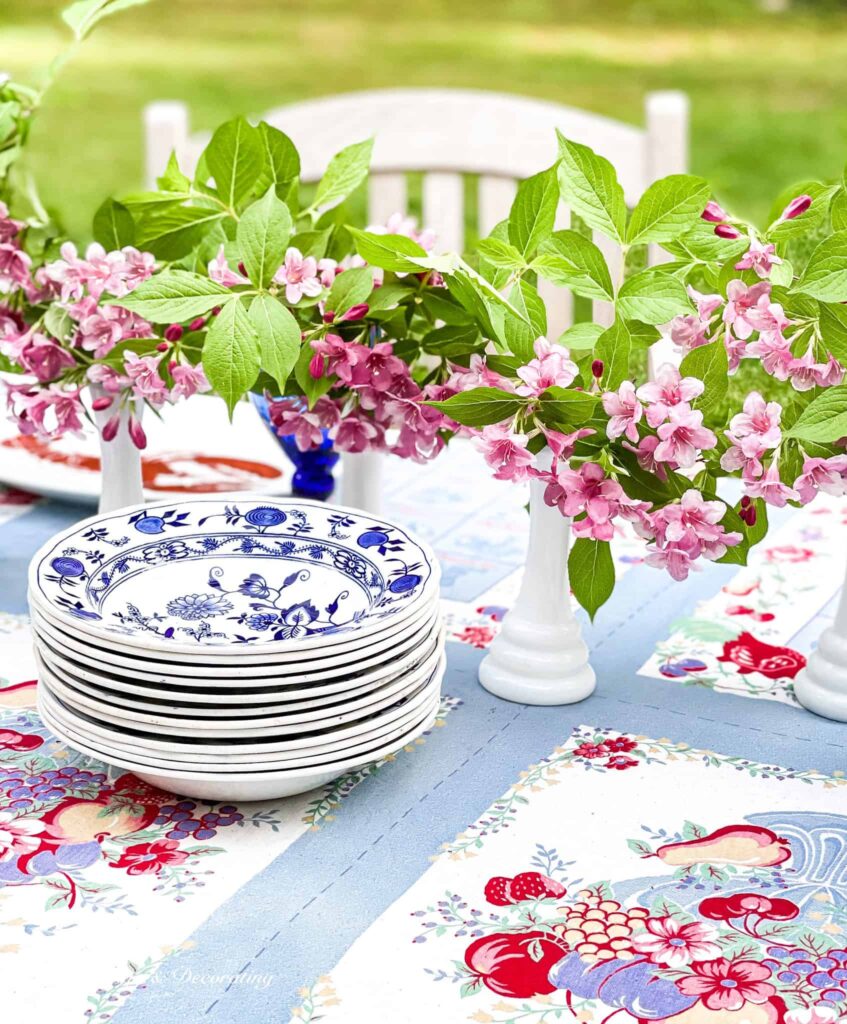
left=91, top=385, right=144, bottom=515
left=794, top=574, right=847, bottom=721
left=339, top=450, right=383, bottom=515
left=478, top=448, right=596, bottom=706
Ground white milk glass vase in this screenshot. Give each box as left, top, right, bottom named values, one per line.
left=339, top=450, right=383, bottom=515
left=478, top=447, right=597, bottom=705
left=90, top=384, right=144, bottom=514
left=794, top=574, right=847, bottom=721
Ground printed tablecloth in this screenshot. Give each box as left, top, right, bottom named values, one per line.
left=0, top=443, right=846, bottom=1024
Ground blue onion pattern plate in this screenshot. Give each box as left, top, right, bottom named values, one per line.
left=29, top=496, right=439, bottom=657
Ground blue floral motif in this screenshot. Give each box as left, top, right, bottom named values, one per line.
left=244, top=506, right=288, bottom=528
left=238, top=574, right=271, bottom=599
left=50, top=556, right=85, bottom=577
left=165, top=594, right=234, bottom=620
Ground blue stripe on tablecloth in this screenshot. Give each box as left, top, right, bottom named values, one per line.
left=111, top=508, right=847, bottom=1024
left=0, top=501, right=85, bottom=613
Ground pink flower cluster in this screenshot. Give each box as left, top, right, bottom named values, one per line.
left=209, top=245, right=339, bottom=304
left=602, top=364, right=717, bottom=473
left=639, top=490, right=742, bottom=581
left=536, top=460, right=650, bottom=541
left=266, top=335, right=447, bottom=461
left=667, top=276, right=845, bottom=391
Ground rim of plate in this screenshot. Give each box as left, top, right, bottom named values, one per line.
left=29, top=494, right=440, bottom=658
left=38, top=695, right=440, bottom=783
left=38, top=654, right=445, bottom=757
left=41, top=693, right=441, bottom=772
left=36, top=640, right=444, bottom=735
left=29, top=596, right=440, bottom=675
left=34, top=627, right=444, bottom=710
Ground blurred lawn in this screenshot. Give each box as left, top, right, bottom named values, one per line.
left=2, top=0, right=847, bottom=239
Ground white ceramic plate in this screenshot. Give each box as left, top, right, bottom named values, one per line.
left=35, top=625, right=444, bottom=711
left=41, top=689, right=441, bottom=772
left=38, top=652, right=445, bottom=754
left=36, top=640, right=443, bottom=734
left=38, top=697, right=441, bottom=801
left=30, top=495, right=439, bottom=658
left=30, top=596, right=440, bottom=680
left=0, top=391, right=290, bottom=504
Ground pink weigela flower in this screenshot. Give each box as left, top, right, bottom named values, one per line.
left=515, top=338, right=578, bottom=397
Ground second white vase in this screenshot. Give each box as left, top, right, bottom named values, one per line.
left=91, top=385, right=144, bottom=514
left=478, top=448, right=596, bottom=705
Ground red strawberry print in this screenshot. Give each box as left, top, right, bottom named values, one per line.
left=484, top=876, right=514, bottom=906
left=509, top=871, right=566, bottom=902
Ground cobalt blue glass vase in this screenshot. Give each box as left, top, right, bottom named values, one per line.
left=250, top=393, right=339, bottom=501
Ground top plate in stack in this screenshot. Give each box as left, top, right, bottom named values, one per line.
left=28, top=495, right=439, bottom=665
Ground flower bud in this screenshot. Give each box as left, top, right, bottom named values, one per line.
left=309, top=353, right=325, bottom=379
left=744, top=506, right=757, bottom=527
left=156, top=341, right=170, bottom=352
left=340, top=303, right=369, bottom=322
left=740, top=495, right=751, bottom=508
left=91, top=396, right=113, bottom=412
left=714, top=223, right=741, bottom=239
left=322, top=310, right=336, bottom=324
left=701, top=200, right=728, bottom=223
left=128, top=415, right=147, bottom=450
left=188, top=317, right=206, bottom=332
left=164, top=324, right=183, bottom=342
left=237, top=261, right=247, bottom=276
left=211, top=306, right=222, bottom=316
left=591, top=359, right=604, bottom=379
left=780, top=194, right=812, bottom=221
left=100, top=414, right=120, bottom=442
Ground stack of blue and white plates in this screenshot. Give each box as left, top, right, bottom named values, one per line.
left=28, top=496, right=444, bottom=801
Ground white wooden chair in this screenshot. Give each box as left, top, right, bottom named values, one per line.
left=143, top=88, right=688, bottom=510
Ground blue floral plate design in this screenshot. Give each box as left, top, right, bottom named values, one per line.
left=29, top=495, right=439, bottom=657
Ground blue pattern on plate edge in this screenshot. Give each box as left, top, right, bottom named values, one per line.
left=34, top=500, right=434, bottom=646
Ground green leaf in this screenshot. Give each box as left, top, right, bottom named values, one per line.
left=248, top=293, right=301, bottom=395
left=289, top=228, right=331, bottom=260
left=236, top=187, right=292, bottom=289
left=559, top=322, right=604, bottom=351
left=313, top=138, right=373, bottom=212
left=532, top=230, right=613, bottom=301
left=767, top=182, right=837, bottom=242
left=663, top=220, right=748, bottom=263
left=556, top=132, right=626, bottom=242
left=626, top=175, right=711, bottom=246
left=421, top=324, right=481, bottom=357
left=537, top=387, right=598, bottom=426
left=202, top=298, right=260, bottom=416
left=797, top=231, right=847, bottom=302
left=426, top=387, right=523, bottom=428
left=568, top=537, right=614, bottom=619
left=832, top=191, right=847, bottom=233
left=203, top=117, right=265, bottom=210
left=157, top=150, right=190, bottom=192
left=348, top=228, right=427, bottom=272
left=368, top=283, right=414, bottom=313
left=617, top=267, right=692, bottom=325
left=819, top=302, right=847, bottom=363
left=256, top=122, right=300, bottom=198
left=44, top=304, right=73, bottom=343
left=786, top=385, right=847, bottom=443
left=136, top=206, right=228, bottom=261
left=92, top=198, right=135, bottom=250
left=477, top=237, right=526, bottom=269
left=679, top=341, right=728, bottom=414
left=108, top=270, right=231, bottom=322
left=503, top=279, right=546, bottom=362
left=594, top=317, right=631, bottom=389
left=293, top=342, right=333, bottom=407
left=62, top=0, right=151, bottom=39
left=508, top=164, right=559, bottom=257
left=327, top=266, right=373, bottom=315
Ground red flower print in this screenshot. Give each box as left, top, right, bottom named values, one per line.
left=604, top=736, right=637, bottom=753
left=453, top=625, right=496, bottom=649
left=764, top=545, right=814, bottom=564
left=605, top=755, right=639, bottom=770
left=717, top=632, right=806, bottom=679
left=464, top=931, right=565, bottom=997
left=573, top=741, right=609, bottom=759
left=484, top=871, right=565, bottom=906
left=677, top=958, right=776, bottom=1011
left=0, top=728, right=43, bottom=751
left=699, top=893, right=799, bottom=922
left=110, top=838, right=189, bottom=876
left=726, top=605, right=755, bottom=616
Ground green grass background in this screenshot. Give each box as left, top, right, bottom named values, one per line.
left=2, top=0, right=847, bottom=240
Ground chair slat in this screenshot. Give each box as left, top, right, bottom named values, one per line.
left=422, top=172, right=465, bottom=253
left=478, top=176, right=517, bottom=237
left=367, top=173, right=407, bottom=228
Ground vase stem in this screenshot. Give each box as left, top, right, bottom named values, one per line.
left=794, top=563, right=847, bottom=721
left=91, top=385, right=144, bottom=514
left=478, top=448, right=596, bottom=705
left=339, top=450, right=383, bottom=515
